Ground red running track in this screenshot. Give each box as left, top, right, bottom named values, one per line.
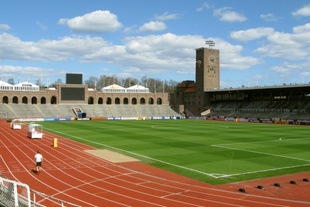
left=0, top=120, right=309, bottom=207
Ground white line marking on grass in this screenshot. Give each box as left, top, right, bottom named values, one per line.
left=209, top=173, right=230, bottom=178
left=212, top=144, right=310, bottom=178
left=46, top=128, right=219, bottom=178
left=275, top=136, right=310, bottom=142
left=212, top=144, right=310, bottom=163
left=216, top=163, right=310, bottom=178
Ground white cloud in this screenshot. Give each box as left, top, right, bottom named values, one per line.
left=230, top=27, right=275, bottom=42
left=196, top=3, right=211, bottom=12
left=272, top=62, right=297, bottom=74
left=154, top=12, right=179, bottom=21
left=270, top=62, right=308, bottom=82
left=256, top=23, right=310, bottom=60
left=0, top=24, right=11, bottom=30
left=123, top=25, right=138, bottom=34
left=213, top=7, right=247, bottom=22
left=139, top=21, right=167, bottom=32
left=37, top=36, right=108, bottom=60
left=0, top=65, right=56, bottom=82
left=215, top=39, right=260, bottom=70
left=58, top=10, right=122, bottom=33
left=0, top=33, right=108, bottom=61
left=0, top=65, right=53, bottom=74
left=292, top=4, right=310, bottom=17
left=83, top=34, right=260, bottom=73
left=36, top=22, right=47, bottom=30
left=0, top=31, right=261, bottom=78
left=300, top=71, right=310, bottom=77
left=82, top=33, right=205, bottom=76
left=293, top=22, right=310, bottom=34
left=260, top=13, right=280, bottom=22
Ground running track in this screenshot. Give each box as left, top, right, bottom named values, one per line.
left=0, top=120, right=309, bottom=207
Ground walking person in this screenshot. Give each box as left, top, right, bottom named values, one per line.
left=34, top=150, right=43, bottom=174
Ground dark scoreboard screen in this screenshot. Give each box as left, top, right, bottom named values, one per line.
left=61, top=87, right=85, bottom=101
left=66, top=73, right=82, bottom=84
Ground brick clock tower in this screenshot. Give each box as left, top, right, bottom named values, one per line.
left=195, top=46, right=220, bottom=114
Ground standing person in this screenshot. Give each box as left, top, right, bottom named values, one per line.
left=34, top=150, right=43, bottom=174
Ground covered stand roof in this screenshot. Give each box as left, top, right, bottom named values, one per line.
left=126, top=84, right=149, bottom=93
left=0, top=80, right=14, bottom=90
left=101, top=84, right=149, bottom=93
left=101, top=84, right=126, bottom=93
left=13, top=82, right=40, bottom=91
left=0, top=80, right=12, bottom=86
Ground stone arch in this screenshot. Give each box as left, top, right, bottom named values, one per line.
left=88, top=97, right=94, bottom=104
left=115, top=97, right=120, bottom=104
left=148, top=98, right=154, bottom=105
left=132, top=97, right=137, bottom=105
left=41, top=97, right=46, bottom=104
left=22, top=96, right=28, bottom=104
left=140, top=98, right=146, bottom=104
left=51, top=96, right=57, bottom=104
left=2, top=96, right=9, bottom=104
left=98, top=97, right=103, bottom=104
left=157, top=98, right=162, bottom=105
left=106, top=97, right=112, bottom=104
left=31, top=96, right=37, bottom=104
left=13, top=96, right=18, bottom=104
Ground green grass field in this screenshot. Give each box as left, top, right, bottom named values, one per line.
left=40, top=119, right=310, bottom=185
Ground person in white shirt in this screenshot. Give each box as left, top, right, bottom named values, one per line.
left=34, top=150, right=43, bottom=174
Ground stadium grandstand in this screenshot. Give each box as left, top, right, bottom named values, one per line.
left=170, top=47, right=310, bottom=125
left=0, top=74, right=180, bottom=121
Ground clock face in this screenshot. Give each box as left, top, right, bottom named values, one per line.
left=208, top=65, right=216, bottom=73
left=208, top=55, right=216, bottom=65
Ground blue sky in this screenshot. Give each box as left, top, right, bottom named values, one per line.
left=0, top=0, right=310, bottom=88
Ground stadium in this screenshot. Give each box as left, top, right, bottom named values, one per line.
left=0, top=47, right=310, bottom=206
left=1, top=47, right=310, bottom=123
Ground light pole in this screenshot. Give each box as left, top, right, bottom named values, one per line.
left=205, top=40, right=215, bottom=49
